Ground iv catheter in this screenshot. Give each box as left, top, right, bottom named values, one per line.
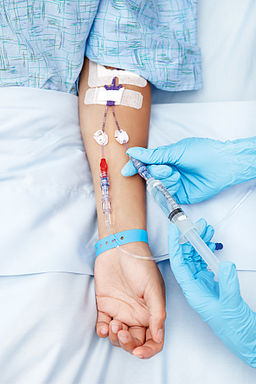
left=130, top=157, right=220, bottom=277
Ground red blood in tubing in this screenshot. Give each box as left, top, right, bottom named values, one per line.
left=100, top=158, right=108, bottom=177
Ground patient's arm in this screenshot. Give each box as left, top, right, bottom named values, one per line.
left=79, top=58, right=166, bottom=358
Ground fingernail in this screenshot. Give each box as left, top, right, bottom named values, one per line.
left=156, top=329, right=163, bottom=343
left=118, top=333, right=129, bottom=344
left=111, top=323, right=120, bottom=334
left=100, top=326, right=108, bottom=336
left=133, top=351, right=144, bottom=359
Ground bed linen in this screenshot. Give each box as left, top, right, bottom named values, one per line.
left=1, top=0, right=256, bottom=382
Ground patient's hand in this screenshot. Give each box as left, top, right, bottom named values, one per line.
left=94, top=242, right=166, bottom=359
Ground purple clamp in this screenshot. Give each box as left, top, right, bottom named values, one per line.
left=104, top=77, right=123, bottom=107
left=104, top=77, right=122, bottom=91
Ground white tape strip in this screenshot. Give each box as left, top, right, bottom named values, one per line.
left=84, top=87, right=143, bottom=109
left=88, top=61, right=147, bottom=88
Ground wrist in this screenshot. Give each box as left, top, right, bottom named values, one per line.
left=95, top=229, right=149, bottom=257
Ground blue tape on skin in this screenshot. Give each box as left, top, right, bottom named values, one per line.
left=95, top=229, right=148, bottom=257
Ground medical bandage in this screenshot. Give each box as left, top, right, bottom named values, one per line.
left=88, top=61, right=147, bottom=88
left=85, top=64, right=146, bottom=229
left=84, top=86, right=143, bottom=109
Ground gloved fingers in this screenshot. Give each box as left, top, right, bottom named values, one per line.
left=203, top=225, right=215, bottom=244
left=127, top=145, right=182, bottom=166
left=121, top=159, right=138, bottom=177
left=182, top=219, right=208, bottom=256
left=182, top=221, right=216, bottom=274
left=147, top=164, right=174, bottom=179
left=218, top=262, right=242, bottom=307
left=147, top=165, right=181, bottom=191
left=168, top=224, right=195, bottom=284
left=183, top=241, right=216, bottom=274
left=195, top=269, right=217, bottom=291
left=96, top=311, right=112, bottom=338
left=195, top=218, right=208, bottom=237
left=122, top=161, right=180, bottom=187
left=209, top=242, right=217, bottom=254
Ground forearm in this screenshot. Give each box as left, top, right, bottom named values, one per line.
left=78, top=58, right=151, bottom=238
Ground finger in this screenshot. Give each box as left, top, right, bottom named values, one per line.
left=219, top=262, right=241, bottom=307
left=133, top=328, right=164, bottom=359
left=144, top=273, right=166, bottom=344
left=127, top=145, right=183, bottom=165
left=96, top=311, right=112, bottom=338
left=121, top=160, right=138, bottom=177
left=187, top=223, right=215, bottom=274
left=148, top=165, right=181, bottom=191
left=147, top=164, right=173, bottom=179
left=208, top=241, right=217, bottom=254
left=117, top=327, right=145, bottom=353
left=196, top=268, right=216, bottom=290
left=196, top=218, right=208, bottom=238
left=203, top=225, right=215, bottom=244
left=197, top=242, right=217, bottom=271
left=108, top=319, right=126, bottom=347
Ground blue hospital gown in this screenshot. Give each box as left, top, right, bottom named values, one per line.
left=0, top=0, right=202, bottom=93
left=86, top=0, right=202, bottom=91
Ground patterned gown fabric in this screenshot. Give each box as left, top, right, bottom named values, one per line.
left=86, top=0, right=202, bottom=91
left=0, top=0, right=100, bottom=94
left=0, top=0, right=202, bottom=93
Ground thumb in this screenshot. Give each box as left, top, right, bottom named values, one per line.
left=219, top=262, right=241, bottom=307
left=121, top=159, right=138, bottom=177
left=144, top=279, right=166, bottom=344
left=127, top=144, right=182, bottom=165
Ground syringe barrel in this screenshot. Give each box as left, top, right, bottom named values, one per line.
left=144, top=171, right=220, bottom=276
left=184, top=228, right=220, bottom=276
left=146, top=178, right=179, bottom=216
left=172, top=213, right=220, bottom=276
left=130, top=157, right=151, bottom=181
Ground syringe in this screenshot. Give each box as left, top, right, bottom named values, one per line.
left=130, top=157, right=220, bottom=276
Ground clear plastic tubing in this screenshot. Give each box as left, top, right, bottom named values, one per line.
left=130, top=157, right=220, bottom=277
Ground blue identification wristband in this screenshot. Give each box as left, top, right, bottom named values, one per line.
left=95, top=229, right=148, bottom=257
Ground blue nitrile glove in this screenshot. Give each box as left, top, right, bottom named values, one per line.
left=168, top=220, right=256, bottom=368
left=122, top=137, right=256, bottom=204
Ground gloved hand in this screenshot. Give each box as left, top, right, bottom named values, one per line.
left=122, top=137, right=256, bottom=204
left=168, top=219, right=256, bottom=368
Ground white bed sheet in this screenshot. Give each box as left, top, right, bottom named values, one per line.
left=152, top=0, right=256, bottom=104
left=1, top=265, right=256, bottom=384
left=1, top=0, right=256, bottom=382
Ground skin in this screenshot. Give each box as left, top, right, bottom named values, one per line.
left=78, top=58, right=166, bottom=358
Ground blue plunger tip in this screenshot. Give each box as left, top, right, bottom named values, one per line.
left=215, top=242, right=223, bottom=250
